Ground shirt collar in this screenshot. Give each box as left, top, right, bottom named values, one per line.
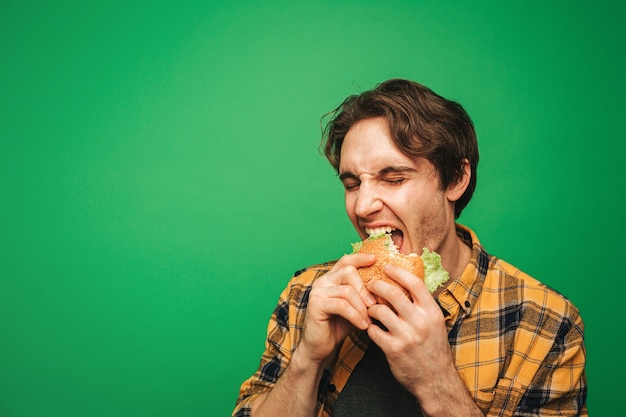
left=437, top=224, right=488, bottom=326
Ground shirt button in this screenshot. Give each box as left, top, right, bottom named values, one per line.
left=328, top=384, right=336, bottom=393
left=464, top=300, right=471, bottom=308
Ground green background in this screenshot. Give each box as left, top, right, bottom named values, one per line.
left=1, top=1, right=623, bottom=416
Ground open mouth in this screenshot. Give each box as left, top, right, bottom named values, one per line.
left=365, top=227, right=405, bottom=252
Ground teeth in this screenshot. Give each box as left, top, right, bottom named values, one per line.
left=365, top=227, right=395, bottom=237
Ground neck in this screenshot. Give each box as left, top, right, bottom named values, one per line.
left=433, top=227, right=472, bottom=296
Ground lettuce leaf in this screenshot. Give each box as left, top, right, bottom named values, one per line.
left=421, top=247, right=450, bottom=293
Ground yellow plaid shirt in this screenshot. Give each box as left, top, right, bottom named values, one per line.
left=233, top=225, right=587, bottom=416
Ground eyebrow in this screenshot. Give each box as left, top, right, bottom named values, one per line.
left=379, top=166, right=417, bottom=175
left=339, top=166, right=417, bottom=181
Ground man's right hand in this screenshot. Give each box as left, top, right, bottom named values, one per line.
left=249, top=253, right=378, bottom=417
left=298, top=253, right=378, bottom=364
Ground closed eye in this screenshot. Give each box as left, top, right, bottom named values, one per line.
left=339, top=166, right=415, bottom=191
left=378, top=166, right=416, bottom=186
left=339, top=172, right=360, bottom=191
left=342, top=180, right=360, bottom=191
left=382, top=176, right=406, bottom=185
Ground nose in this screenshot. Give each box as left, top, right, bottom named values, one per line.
left=354, top=181, right=384, bottom=218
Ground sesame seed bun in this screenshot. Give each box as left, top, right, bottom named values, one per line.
left=354, top=234, right=424, bottom=305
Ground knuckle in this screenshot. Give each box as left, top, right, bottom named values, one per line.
left=385, top=283, right=406, bottom=300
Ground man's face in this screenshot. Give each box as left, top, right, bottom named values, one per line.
left=338, top=117, right=457, bottom=255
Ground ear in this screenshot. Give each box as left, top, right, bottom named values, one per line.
left=446, top=159, right=471, bottom=202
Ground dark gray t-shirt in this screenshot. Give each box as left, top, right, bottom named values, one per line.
left=333, top=341, right=418, bottom=416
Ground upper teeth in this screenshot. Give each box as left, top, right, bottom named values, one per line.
left=366, top=227, right=395, bottom=236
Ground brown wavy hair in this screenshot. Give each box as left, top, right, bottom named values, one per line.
left=321, top=79, right=479, bottom=219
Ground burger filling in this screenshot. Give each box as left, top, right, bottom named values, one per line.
left=365, top=227, right=406, bottom=254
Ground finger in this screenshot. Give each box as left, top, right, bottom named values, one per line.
left=322, top=253, right=377, bottom=306
left=367, top=278, right=413, bottom=314
left=313, top=285, right=372, bottom=329
left=367, top=302, right=396, bottom=328
left=383, top=264, right=430, bottom=304
left=334, top=252, right=376, bottom=270
left=367, top=312, right=393, bottom=344
left=342, top=266, right=377, bottom=307
left=318, top=254, right=374, bottom=287
left=366, top=303, right=403, bottom=345
left=382, top=265, right=444, bottom=319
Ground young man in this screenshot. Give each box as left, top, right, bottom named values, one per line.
left=232, top=79, right=587, bottom=416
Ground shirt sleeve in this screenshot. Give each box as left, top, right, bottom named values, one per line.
left=487, top=294, right=587, bottom=417
left=231, top=266, right=326, bottom=416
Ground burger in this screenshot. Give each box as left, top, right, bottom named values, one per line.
left=351, top=229, right=450, bottom=304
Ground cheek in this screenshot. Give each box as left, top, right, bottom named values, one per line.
left=413, top=196, right=449, bottom=238
left=344, top=194, right=358, bottom=220
left=344, top=195, right=367, bottom=238
left=390, top=192, right=420, bottom=219
left=398, top=191, right=444, bottom=227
